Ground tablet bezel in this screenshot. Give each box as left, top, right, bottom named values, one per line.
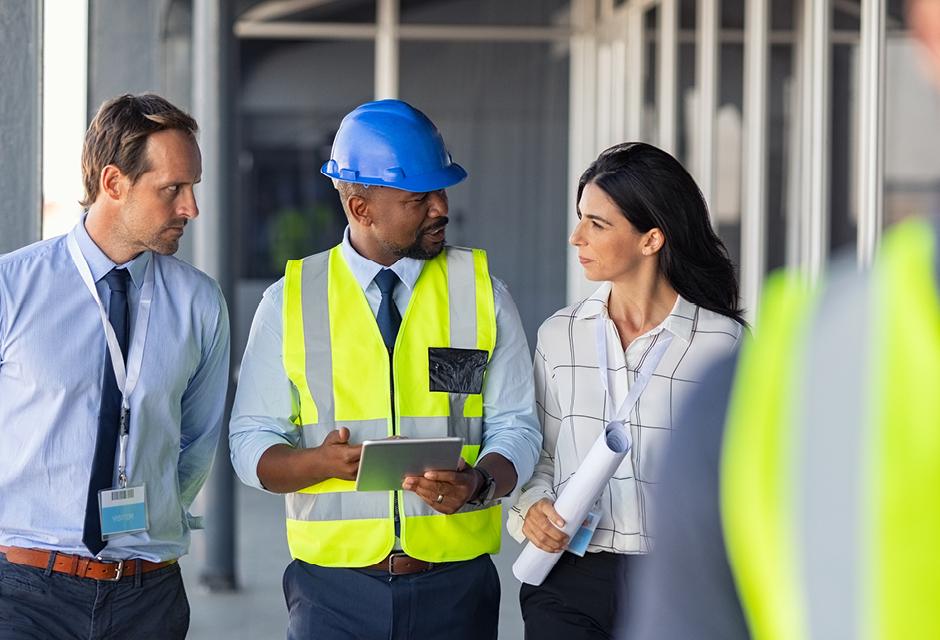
left=354, top=436, right=464, bottom=492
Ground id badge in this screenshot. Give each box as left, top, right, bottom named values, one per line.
left=567, top=510, right=601, bottom=557
left=98, top=484, right=149, bottom=539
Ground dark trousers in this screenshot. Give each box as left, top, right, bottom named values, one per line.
left=0, top=553, right=189, bottom=640
left=520, top=551, right=639, bottom=640
left=283, top=554, right=500, bottom=640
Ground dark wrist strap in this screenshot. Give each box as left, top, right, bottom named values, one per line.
left=470, top=465, right=495, bottom=504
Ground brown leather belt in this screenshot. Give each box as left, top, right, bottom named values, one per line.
left=365, top=552, right=435, bottom=575
left=0, top=546, right=176, bottom=582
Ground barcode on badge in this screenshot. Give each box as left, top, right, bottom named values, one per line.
left=112, top=488, right=136, bottom=500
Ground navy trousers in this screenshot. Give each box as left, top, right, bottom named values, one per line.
left=0, top=553, right=189, bottom=640
left=283, top=554, right=500, bottom=640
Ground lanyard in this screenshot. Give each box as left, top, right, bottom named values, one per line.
left=67, top=231, right=155, bottom=487
left=594, top=313, right=673, bottom=424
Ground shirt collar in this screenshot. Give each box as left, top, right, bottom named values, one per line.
left=340, top=226, right=426, bottom=292
left=573, top=282, right=613, bottom=320
left=73, top=212, right=150, bottom=289
left=574, top=281, right=696, bottom=344
left=661, top=295, right=696, bottom=343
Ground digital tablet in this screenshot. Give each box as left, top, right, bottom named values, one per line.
left=355, top=437, right=463, bottom=492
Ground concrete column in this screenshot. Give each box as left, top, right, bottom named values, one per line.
left=192, top=0, right=237, bottom=592
left=695, top=0, right=719, bottom=220
left=566, top=0, right=597, bottom=305
left=657, top=0, right=678, bottom=155
left=375, top=0, right=399, bottom=99
left=0, top=0, right=42, bottom=253
left=741, top=0, right=769, bottom=322
left=799, top=0, right=830, bottom=281
left=856, top=0, right=886, bottom=267
left=86, top=0, right=163, bottom=116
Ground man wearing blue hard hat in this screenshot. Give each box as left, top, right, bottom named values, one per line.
left=231, top=99, right=541, bottom=639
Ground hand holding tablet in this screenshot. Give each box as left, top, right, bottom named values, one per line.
left=354, top=436, right=463, bottom=492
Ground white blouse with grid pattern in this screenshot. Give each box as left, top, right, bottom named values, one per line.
left=507, top=282, right=743, bottom=555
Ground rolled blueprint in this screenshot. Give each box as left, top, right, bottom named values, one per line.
left=512, top=421, right=632, bottom=586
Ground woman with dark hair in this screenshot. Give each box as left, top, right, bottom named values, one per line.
left=508, top=142, right=744, bottom=639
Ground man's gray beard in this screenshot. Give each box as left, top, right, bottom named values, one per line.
left=393, top=238, right=445, bottom=260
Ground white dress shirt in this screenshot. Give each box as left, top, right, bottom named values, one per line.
left=508, top=282, right=743, bottom=554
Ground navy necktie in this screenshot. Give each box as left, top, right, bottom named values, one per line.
left=374, top=268, right=402, bottom=536
left=374, top=269, right=401, bottom=351
left=83, top=268, right=130, bottom=556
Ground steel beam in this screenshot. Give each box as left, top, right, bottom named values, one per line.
left=741, top=0, right=769, bottom=320
left=856, top=0, right=885, bottom=267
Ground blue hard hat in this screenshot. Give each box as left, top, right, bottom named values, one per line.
left=321, top=99, right=467, bottom=193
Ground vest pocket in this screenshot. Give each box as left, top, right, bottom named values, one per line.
left=428, top=347, right=488, bottom=394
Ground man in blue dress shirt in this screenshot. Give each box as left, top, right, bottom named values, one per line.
left=0, top=94, right=230, bottom=639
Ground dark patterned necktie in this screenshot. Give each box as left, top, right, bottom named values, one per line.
left=374, top=269, right=401, bottom=351
left=374, top=268, right=403, bottom=536
left=82, top=267, right=130, bottom=556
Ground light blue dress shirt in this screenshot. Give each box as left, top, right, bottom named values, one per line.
left=0, top=217, right=230, bottom=562
left=230, top=228, right=541, bottom=494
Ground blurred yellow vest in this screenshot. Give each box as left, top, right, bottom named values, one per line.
left=721, top=218, right=940, bottom=639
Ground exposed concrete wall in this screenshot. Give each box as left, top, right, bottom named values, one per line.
left=86, top=0, right=165, bottom=115
left=86, top=0, right=198, bottom=264
left=0, top=0, right=43, bottom=253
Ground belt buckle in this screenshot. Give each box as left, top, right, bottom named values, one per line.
left=387, top=552, right=407, bottom=575
left=106, top=559, right=125, bottom=582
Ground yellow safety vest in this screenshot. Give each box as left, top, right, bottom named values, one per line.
left=281, top=244, right=502, bottom=567
left=721, top=218, right=940, bottom=638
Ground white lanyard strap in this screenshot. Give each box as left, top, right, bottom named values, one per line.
left=67, top=231, right=155, bottom=486
left=595, top=314, right=673, bottom=424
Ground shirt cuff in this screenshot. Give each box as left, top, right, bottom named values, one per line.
left=477, top=444, right=533, bottom=495
left=231, top=432, right=294, bottom=493
left=506, top=484, right=556, bottom=543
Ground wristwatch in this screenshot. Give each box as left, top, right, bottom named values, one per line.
left=469, top=466, right=497, bottom=506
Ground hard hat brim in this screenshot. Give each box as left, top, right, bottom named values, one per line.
left=321, top=162, right=468, bottom=193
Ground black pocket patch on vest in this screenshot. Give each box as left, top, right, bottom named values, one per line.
left=428, top=348, right=489, bottom=394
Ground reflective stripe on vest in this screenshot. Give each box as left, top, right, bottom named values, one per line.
left=282, top=245, right=501, bottom=567
left=720, top=218, right=940, bottom=639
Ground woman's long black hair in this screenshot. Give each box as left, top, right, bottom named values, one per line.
left=578, top=142, right=745, bottom=324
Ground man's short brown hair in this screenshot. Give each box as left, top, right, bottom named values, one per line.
left=80, top=94, right=198, bottom=208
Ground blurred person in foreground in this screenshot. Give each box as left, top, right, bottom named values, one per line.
left=0, top=94, right=230, bottom=639
left=229, top=99, right=541, bottom=640
left=507, top=142, right=745, bottom=639
left=625, top=2, right=940, bottom=638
